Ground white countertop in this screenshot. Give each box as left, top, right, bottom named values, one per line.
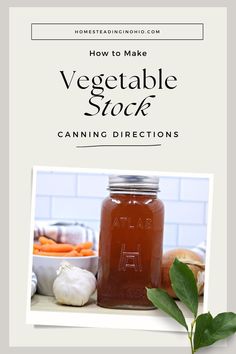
left=31, top=292, right=203, bottom=316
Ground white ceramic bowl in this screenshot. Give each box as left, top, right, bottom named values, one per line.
left=33, top=254, right=98, bottom=296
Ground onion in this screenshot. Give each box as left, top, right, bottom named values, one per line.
left=161, top=248, right=205, bottom=298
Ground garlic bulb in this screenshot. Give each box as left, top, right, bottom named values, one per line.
left=53, top=261, right=96, bottom=306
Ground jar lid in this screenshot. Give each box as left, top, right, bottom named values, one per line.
left=108, top=175, right=160, bottom=194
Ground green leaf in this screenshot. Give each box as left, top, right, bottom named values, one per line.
left=194, top=312, right=213, bottom=350
left=146, top=288, right=188, bottom=330
left=194, top=312, right=236, bottom=350
left=169, top=258, right=198, bottom=317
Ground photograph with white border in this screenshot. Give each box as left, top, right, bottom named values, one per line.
left=27, top=166, right=213, bottom=331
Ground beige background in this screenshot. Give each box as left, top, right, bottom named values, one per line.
left=9, top=6, right=229, bottom=348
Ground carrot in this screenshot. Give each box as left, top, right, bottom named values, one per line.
left=33, top=243, right=42, bottom=250
left=80, top=249, right=94, bottom=256
left=74, top=241, right=93, bottom=252
left=39, top=236, right=56, bottom=245
left=37, top=250, right=81, bottom=257
left=37, top=251, right=67, bottom=257
left=65, top=250, right=81, bottom=257
left=33, top=239, right=95, bottom=257
left=40, top=243, right=74, bottom=253
left=74, top=245, right=82, bottom=252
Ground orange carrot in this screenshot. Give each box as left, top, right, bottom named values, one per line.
left=65, top=250, right=81, bottom=257
left=40, top=243, right=74, bottom=253
left=33, top=238, right=95, bottom=257
left=80, top=249, right=94, bottom=256
left=33, top=243, right=42, bottom=250
left=39, top=236, right=56, bottom=245
left=37, top=251, right=67, bottom=257
left=37, top=250, right=81, bottom=257
left=74, top=241, right=93, bottom=252
left=74, top=245, right=82, bottom=252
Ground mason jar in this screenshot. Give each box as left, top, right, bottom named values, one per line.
left=97, top=175, right=164, bottom=309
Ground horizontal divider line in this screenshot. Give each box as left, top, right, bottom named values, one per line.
left=76, top=144, right=161, bottom=148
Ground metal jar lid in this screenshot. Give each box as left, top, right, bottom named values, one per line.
left=108, top=175, right=160, bottom=194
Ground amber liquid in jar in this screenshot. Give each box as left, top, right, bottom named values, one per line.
left=97, top=175, right=164, bottom=309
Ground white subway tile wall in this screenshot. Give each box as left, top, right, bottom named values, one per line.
left=35, top=172, right=209, bottom=251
